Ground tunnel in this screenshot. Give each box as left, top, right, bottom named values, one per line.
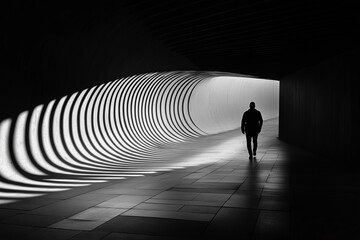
left=0, top=71, right=279, bottom=201
left=1, top=1, right=359, bottom=239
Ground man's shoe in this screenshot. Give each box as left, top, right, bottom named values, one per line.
left=249, top=156, right=253, bottom=160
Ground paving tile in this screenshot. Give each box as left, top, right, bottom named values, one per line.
left=1, top=197, right=58, bottom=210
left=0, top=209, right=23, bottom=220
left=95, top=215, right=208, bottom=237
left=134, top=203, right=183, bottom=211
left=195, top=178, right=222, bottom=183
left=94, top=188, right=162, bottom=196
left=97, top=195, right=151, bottom=209
left=0, top=213, right=64, bottom=227
left=261, top=189, right=289, bottom=198
left=122, top=209, right=214, bottom=221
left=184, top=173, right=208, bottom=179
left=239, top=182, right=265, bottom=190
left=51, top=219, right=105, bottom=231
left=234, top=188, right=263, bottom=197
left=28, top=200, right=97, bottom=217
left=224, top=195, right=260, bottom=209
left=258, top=196, right=289, bottom=211
left=263, top=183, right=289, bottom=190
left=27, top=227, right=80, bottom=240
left=96, top=201, right=138, bottom=209
left=153, top=191, right=199, bottom=200
left=176, top=182, right=240, bottom=190
left=39, top=188, right=95, bottom=200
left=193, top=193, right=231, bottom=202
left=139, top=182, right=177, bottom=190
left=70, top=231, right=109, bottom=240
left=179, top=205, right=220, bottom=214
left=145, top=198, right=225, bottom=207
left=169, top=187, right=235, bottom=194
left=204, top=208, right=259, bottom=238
left=69, top=193, right=117, bottom=203
left=220, top=176, right=247, bottom=183
left=70, top=207, right=127, bottom=221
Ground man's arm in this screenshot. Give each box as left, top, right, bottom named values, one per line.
left=258, top=112, right=263, bottom=133
left=241, top=112, right=246, bottom=134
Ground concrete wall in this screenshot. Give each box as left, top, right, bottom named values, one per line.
left=279, top=48, right=359, bottom=164
left=1, top=4, right=196, bottom=121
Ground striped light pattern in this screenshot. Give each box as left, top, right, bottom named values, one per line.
left=0, top=71, right=279, bottom=204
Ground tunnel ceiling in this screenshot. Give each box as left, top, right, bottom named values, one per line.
left=4, top=0, right=360, bottom=80
left=122, top=0, right=359, bottom=79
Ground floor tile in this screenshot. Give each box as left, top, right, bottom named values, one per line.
left=122, top=209, right=214, bottom=221
left=28, top=200, right=97, bottom=217
left=145, top=198, right=225, bottom=207
left=134, top=203, right=183, bottom=211
left=153, top=191, right=199, bottom=200
left=39, top=188, right=94, bottom=200
left=258, top=196, right=289, bottom=211
left=69, top=193, right=117, bottom=203
left=26, top=227, right=80, bottom=240
left=97, top=195, right=151, bottom=209
left=70, top=207, right=127, bottom=221
left=0, top=209, right=23, bottom=220
left=51, top=219, right=105, bottom=231
left=70, top=231, right=109, bottom=240
left=169, top=187, right=235, bottom=194
left=193, top=193, right=231, bottom=202
left=95, top=188, right=162, bottom=196
left=223, top=195, right=260, bottom=209
left=95, top=215, right=208, bottom=237
left=0, top=197, right=58, bottom=210
left=204, top=208, right=259, bottom=238
left=179, top=205, right=220, bottom=214
left=1, top=213, right=64, bottom=227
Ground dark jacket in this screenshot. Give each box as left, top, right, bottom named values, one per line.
left=241, top=109, right=263, bottom=134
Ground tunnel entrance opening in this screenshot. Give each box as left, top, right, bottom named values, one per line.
left=190, top=75, right=279, bottom=135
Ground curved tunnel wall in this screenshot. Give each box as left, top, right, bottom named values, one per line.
left=1, top=3, right=197, bottom=122
left=0, top=71, right=279, bottom=203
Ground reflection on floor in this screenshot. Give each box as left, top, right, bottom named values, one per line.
left=0, top=118, right=359, bottom=239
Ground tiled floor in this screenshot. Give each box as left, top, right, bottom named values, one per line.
left=1, top=118, right=359, bottom=239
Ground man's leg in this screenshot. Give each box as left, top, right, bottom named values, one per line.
left=253, top=133, right=258, bottom=156
left=246, top=133, right=253, bottom=158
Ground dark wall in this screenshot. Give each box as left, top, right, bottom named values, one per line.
left=1, top=2, right=196, bottom=121
left=279, top=48, right=359, bottom=165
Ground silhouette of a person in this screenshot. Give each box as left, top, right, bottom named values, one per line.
left=241, top=102, right=263, bottom=160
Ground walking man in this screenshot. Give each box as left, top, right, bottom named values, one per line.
left=241, top=102, right=263, bottom=160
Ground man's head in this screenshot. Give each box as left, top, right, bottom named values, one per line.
left=250, top=102, right=255, bottom=109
